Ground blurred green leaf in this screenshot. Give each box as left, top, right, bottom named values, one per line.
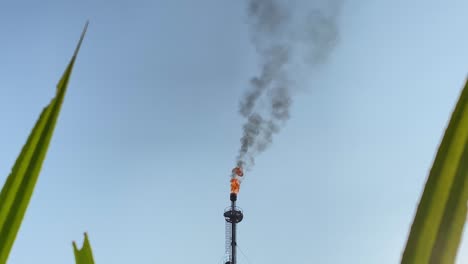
left=73, top=233, right=95, bottom=264
left=402, top=78, right=468, bottom=263
left=0, top=23, right=88, bottom=263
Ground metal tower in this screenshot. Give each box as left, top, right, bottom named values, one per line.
left=223, top=193, right=243, bottom=264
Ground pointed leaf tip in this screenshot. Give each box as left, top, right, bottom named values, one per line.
left=0, top=25, right=89, bottom=262
left=73, top=232, right=95, bottom=264
left=73, top=22, right=89, bottom=58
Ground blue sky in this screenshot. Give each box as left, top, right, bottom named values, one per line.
left=1, top=0, right=468, bottom=263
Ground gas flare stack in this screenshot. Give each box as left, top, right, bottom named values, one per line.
left=223, top=167, right=244, bottom=264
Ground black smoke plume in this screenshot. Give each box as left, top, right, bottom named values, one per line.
left=236, top=0, right=342, bottom=170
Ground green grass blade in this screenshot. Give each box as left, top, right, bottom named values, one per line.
left=0, top=23, right=88, bottom=263
left=73, top=233, right=95, bottom=264
left=402, top=78, right=468, bottom=263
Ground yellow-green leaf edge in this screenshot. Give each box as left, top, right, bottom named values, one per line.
left=0, top=22, right=88, bottom=263
left=73, top=233, right=95, bottom=264
left=402, top=78, right=468, bottom=263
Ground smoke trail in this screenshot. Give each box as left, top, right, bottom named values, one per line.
left=237, top=0, right=342, bottom=170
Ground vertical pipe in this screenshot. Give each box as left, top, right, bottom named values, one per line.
left=231, top=199, right=237, bottom=264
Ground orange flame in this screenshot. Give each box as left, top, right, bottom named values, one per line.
left=230, top=166, right=244, bottom=194
left=231, top=178, right=240, bottom=194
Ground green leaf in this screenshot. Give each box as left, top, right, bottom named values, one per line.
left=73, top=233, right=95, bottom=264
left=402, top=78, right=468, bottom=263
left=0, top=23, right=88, bottom=263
